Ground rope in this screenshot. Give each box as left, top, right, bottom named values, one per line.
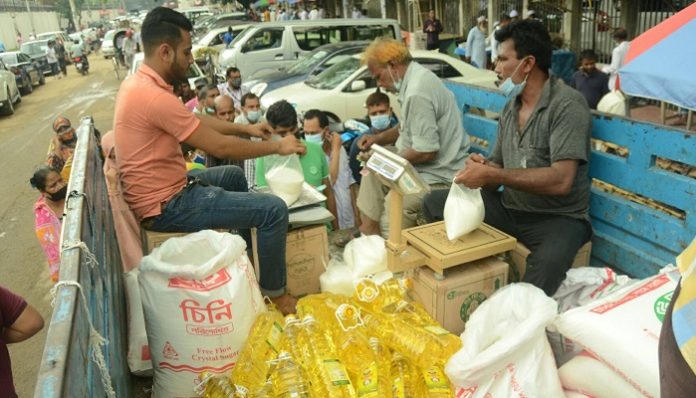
left=62, top=241, right=98, bottom=269
left=51, top=244, right=116, bottom=398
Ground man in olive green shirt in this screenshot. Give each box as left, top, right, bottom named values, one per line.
left=424, top=20, right=592, bottom=296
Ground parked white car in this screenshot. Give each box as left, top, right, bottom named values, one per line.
left=129, top=53, right=208, bottom=89
left=260, top=50, right=497, bottom=122
left=0, top=60, right=22, bottom=116
left=192, top=25, right=251, bottom=63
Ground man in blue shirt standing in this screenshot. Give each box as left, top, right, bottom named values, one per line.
left=570, top=49, right=609, bottom=110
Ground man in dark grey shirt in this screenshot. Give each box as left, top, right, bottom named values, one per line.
left=423, top=20, right=592, bottom=296
left=570, top=49, right=609, bottom=110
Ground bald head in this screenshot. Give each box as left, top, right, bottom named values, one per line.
left=214, top=95, right=235, bottom=121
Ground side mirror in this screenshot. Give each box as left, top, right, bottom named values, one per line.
left=349, top=80, right=366, bottom=92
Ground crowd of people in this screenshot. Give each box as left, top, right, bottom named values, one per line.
left=5, top=5, right=693, bottom=396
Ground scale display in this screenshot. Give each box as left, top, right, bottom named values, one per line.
left=366, top=145, right=430, bottom=196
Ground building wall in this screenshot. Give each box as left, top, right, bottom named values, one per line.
left=0, top=11, right=60, bottom=50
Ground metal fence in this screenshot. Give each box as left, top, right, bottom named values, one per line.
left=34, top=118, right=134, bottom=398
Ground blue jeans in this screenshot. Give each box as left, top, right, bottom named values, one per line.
left=148, top=166, right=289, bottom=297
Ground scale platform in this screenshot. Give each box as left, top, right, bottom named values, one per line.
left=402, top=222, right=517, bottom=274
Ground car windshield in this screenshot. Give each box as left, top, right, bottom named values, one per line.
left=0, top=53, right=17, bottom=65
left=286, top=50, right=329, bottom=75
left=306, top=57, right=361, bottom=90
left=230, top=26, right=253, bottom=47
left=20, top=42, right=47, bottom=55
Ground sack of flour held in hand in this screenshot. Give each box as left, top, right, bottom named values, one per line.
left=444, top=183, right=485, bottom=240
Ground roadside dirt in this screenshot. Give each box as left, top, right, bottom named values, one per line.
left=0, top=55, right=121, bottom=396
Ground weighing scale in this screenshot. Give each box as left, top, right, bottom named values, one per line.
left=366, top=145, right=516, bottom=276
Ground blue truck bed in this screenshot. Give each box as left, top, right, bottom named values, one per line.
left=34, top=81, right=696, bottom=396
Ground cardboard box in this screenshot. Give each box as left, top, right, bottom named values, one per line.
left=141, top=230, right=188, bottom=255
left=402, top=222, right=517, bottom=274
left=252, top=225, right=328, bottom=297
left=508, top=241, right=593, bottom=283
left=410, top=256, right=509, bottom=335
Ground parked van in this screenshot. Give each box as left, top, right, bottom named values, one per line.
left=216, top=18, right=401, bottom=79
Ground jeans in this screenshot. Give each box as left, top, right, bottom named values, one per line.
left=423, top=189, right=592, bottom=296
left=147, top=166, right=289, bottom=297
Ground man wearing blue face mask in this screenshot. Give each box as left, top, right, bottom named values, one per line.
left=235, top=93, right=266, bottom=187
left=347, top=91, right=400, bottom=184
left=423, top=20, right=593, bottom=297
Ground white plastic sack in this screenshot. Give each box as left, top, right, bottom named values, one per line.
left=443, top=183, right=485, bottom=241
left=548, top=267, right=636, bottom=365
left=264, top=153, right=304, bottom=206
left=320, top=258, right=355, bottom=296
left=559, top=351, right=644, bottom=398
left=139, top=230, right=265, bottom=397
left=553, top=268, right=679, bottom=398
left=124, top=269, right=152, bottom=376
left=446, top=283, right=563, bottom=398
left=343, top=235, right=387, bottom=278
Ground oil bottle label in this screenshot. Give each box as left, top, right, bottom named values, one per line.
left=423, top=325, right=450, bottom=336
left=323, top=359, right=351, bottom=386
left=392, top=376, right=405, bottom=398
left=266, top=322, right=283, bottom=352
left=422, top=366, right=450, bottom=392
left=356, top=362, right=378, bottom=396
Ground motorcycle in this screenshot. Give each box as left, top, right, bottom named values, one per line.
left=73, top=56, right=88, bottom=75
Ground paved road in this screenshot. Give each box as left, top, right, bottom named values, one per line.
left=1, top=55, right=121, bottom=396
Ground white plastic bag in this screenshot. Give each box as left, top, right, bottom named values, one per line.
left=124, top=269, right=152, bottom=376
left=553, top=268, right=679, bottom=398
left=443, top=183, right=485, bottom=241
left=264, top=154, right=304, bottom=206
left=319, top=258, right=355, bottom=296
left=343, top=235, right=387, bottom=278
left=559, top=351, right=644, bottom=398
left=446, top=283, right=563, bottom=398
left=139, top=230, right=265, bottom=397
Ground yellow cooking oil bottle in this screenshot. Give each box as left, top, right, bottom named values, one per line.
left=361, top=309, right=446, bottom=368
left=297, top=293, right=351, bottom=325
left=333, top=304, right=385, bottom=398
left=420, top=364, right=453, bottom=397
left=271, top=351, right=311, bottom=398
left=390, top=301, right=463, bottom=361
left=231, top=306, right=285, bottom=395
left=354, top=277, right=412, bottom=313
left=367, top=337, right=392, bottom=398
left=299, top=315, right=357, bottom=398
left=390, top=352, right=419, bottom=398
left=250, top=380, right=274, bottom=398
left=197, top=371, right=236, bottom=398
left=282, top=314, right=328, bottom=397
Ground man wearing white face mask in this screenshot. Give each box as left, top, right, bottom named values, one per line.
left=357, top=38, right=468, bottom=237
left=423, top=20, right=592, bottom=297
left=234, top=93, right=265, bottom=187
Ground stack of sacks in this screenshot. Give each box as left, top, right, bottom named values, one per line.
left=320, top=235, right=392, bottom=296
left=548, top=267, right=635, bottom=365
left=553, top=267, right=680, bottom=398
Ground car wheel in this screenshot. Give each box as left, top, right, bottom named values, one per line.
left=1, top=90, right=14, bottom=116
left=21, top=76, right=33, bottom=95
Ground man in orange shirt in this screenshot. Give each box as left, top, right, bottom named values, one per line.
left=113, top=7, right=305, bottom=314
